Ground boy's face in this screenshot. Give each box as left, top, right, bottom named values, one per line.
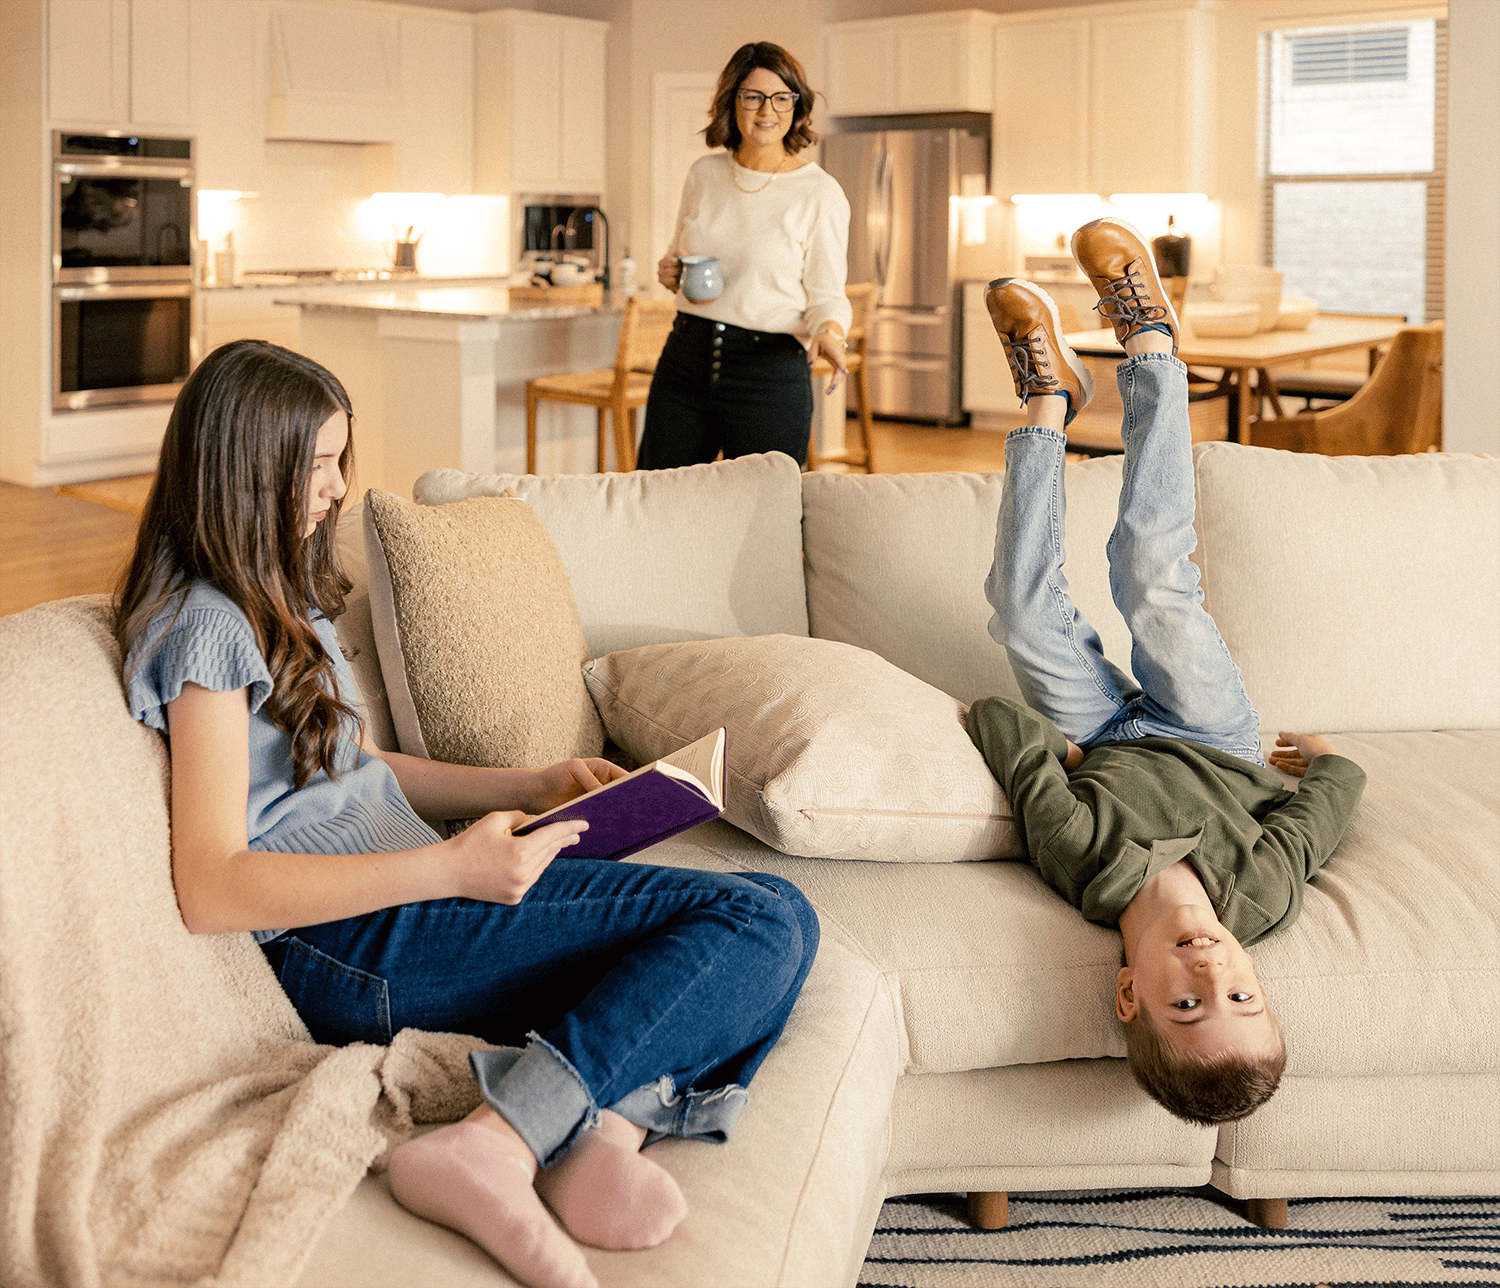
left=1117, top=905, right=1280, bottom=1060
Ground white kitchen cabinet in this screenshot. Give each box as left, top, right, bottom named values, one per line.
left=474, top=10, right=607, bottom=197
left=265, top=4, right=401, bottom=143
left=993, top=0, right=1216, bottom=197
left=825, top=11, right=999, bottom=117
left=48, top=0, right=192, bottom=128
left=392, top=13, right=474, bottom=194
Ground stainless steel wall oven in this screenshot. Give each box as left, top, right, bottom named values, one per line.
left=53, top=131, right=197, bottom=411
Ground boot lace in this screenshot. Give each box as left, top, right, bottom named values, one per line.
left=1005, top=333, right=1059, bottom=400
left=1094, top=265, right=1171, bottom=332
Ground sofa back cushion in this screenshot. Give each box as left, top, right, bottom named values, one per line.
left=414, top=452, right=809, bottom=658
left=1193, top=444, right=1500, bottom=732
left=801, top=461, right=1133, bottom=706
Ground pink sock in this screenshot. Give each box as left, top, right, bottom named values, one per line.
left=534, top=1111, right=688, bottom=1251
left=387, top=1121, right=597, bottom=1288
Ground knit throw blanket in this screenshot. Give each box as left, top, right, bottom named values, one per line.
left=0, top=598, right=484, bottom=1288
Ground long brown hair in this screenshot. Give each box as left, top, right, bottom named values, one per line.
left=115, top=340, right=359, bottom=789
left=704, top=42, right=819, bottom=156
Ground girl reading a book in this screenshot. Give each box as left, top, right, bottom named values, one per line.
left=115, top=339, right=820, bottom=1288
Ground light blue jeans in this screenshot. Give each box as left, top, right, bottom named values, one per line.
left=985, top=353, right=1264, bottom=763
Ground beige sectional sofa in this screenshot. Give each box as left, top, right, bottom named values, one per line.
left=2, top=445, right=1496, bottom=1288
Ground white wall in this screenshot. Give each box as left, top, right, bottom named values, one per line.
left=1443, top=0, right=1499, bottom=454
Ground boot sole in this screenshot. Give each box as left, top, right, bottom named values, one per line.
left=985, top=277, right=1096, bottom=425
left=1070, top=218, right=1181, bottom=347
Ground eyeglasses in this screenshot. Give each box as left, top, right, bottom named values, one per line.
left=736, top=89, right=798, bottom=113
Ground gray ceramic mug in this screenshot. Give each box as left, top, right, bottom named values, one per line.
left=678, top=256, right=723, bottom=303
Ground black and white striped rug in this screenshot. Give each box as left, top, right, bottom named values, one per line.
left=859, top=1189, right=1500, bottom=1287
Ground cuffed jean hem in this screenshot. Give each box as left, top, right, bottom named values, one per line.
left=472, top=1035, right=599, bottom=1167
left=611, top=1075, right=750, bottom=1147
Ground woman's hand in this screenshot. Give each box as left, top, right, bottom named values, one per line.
left=1268, top=731, right=1337, bottom=778
left=808, top=328, right=848, bottom=394
left=657, top=253, right=682, bottom=293
left=529, top=757, right=630, bottom=813
left=446, top=811, right=587, bottom=905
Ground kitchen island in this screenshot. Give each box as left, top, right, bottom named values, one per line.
left=283, top=286, right=849, bottom=497
left=283, top=286, right=625, bottom=497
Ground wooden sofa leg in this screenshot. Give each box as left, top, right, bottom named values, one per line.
left=1245, top=1197, right=1287, bottom=1229
left=967, top=1191, right=1009, bottom=1229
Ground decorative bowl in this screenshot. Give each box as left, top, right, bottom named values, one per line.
left=1275, top=295, right=1319, bottom=330
left=1185, top=301, right=1262, bottom=338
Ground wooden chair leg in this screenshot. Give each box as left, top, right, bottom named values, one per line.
left=966, top=1191, right=1009, bottom=1229
left=854, top=364, right=875, bottom=472
left=525, top=385, right=540, bottom=475
left=596, top=408, right=608, bottom=474
left=1245, top=1197, right=1287, bottom=1229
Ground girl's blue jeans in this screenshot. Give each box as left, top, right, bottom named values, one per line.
left=985, top=352, right=1264, bottom=764
left=260, top=860, right=818, bottom=1166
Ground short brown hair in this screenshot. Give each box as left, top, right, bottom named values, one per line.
left=704, top=42, right=819, bottom=156
left=1123, top=1007, right=1287, bottom=1126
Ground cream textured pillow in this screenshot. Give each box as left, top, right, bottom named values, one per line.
left=583, top=635, right=1022, bottom=863
left=363, top=489, right=604, bottom=768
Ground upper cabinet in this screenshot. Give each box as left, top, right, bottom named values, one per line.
left=474, top=10, right=607, bottom=196
left=49, top=0, right=192, bottom=129
left=994, top=1, right=1218, bottom=196
left=825, top=11, right=1000, bottom=117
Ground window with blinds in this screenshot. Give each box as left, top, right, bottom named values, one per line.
left=1262, top=18, right=1445, bottom=322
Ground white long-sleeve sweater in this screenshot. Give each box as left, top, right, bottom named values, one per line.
left=670, top=151, right=853, bottom=342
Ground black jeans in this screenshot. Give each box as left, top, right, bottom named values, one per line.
left=638, top=313, right=814, bottom=469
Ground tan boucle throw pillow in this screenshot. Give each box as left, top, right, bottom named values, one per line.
left=363, top=489, right=603, bottom=768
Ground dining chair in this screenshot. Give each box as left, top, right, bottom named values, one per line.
left=1261, top=311, right=1407, bottom=411
left=525, top=296, right=677, bottom=474
left=1250, top=322, right=1443, bottom=455
left=807, top=282, right=878, bottom=473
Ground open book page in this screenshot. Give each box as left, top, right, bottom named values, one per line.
left=655, top=727, right=725, bottom=809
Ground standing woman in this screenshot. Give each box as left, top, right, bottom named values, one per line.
left=115, top=340, right=819, bottom=1288
left=638, top=41, right=852, bottom=469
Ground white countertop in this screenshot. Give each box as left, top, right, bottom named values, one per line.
left=277, top=285, right=623, bottom=322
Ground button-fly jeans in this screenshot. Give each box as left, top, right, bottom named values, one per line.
left=985, top=352, right=1264, bottom=763
left=261, top=860, right=818, bottom=1166
left=638, top=313, right=814, bottom=468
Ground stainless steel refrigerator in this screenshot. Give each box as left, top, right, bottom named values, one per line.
left=822, top=115, right=989, bottom=424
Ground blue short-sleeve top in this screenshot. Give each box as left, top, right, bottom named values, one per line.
left=125, top=582, right=442, bottom=941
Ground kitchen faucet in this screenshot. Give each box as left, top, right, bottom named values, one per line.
left=563, top=206, right=610, bottom=290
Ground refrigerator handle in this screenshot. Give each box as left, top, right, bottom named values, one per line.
left=874, top=144, right=893, bottom=296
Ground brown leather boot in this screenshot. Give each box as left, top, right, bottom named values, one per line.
left=984, top=278, right=1095, bottom=426
left=1070, top=218, right=1181, bottom=350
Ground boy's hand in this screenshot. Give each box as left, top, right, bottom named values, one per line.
left=1269, top=732, right=1337, bottom=778
left=447, top=810, right=586, bottom=905
left=1063, top=740, right=1084, bottom=771
left=530, top=757, right=630, bottom=813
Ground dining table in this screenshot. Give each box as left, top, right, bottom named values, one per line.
left=1063, top=314, right=1407, bottom=445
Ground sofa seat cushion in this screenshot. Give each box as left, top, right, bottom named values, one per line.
left=584, top=635, right=1022, bottom=863
left=414, top=453, right=809, bottom=659
left=1247, top=729, right=1500, bottom=1078
left=297, top=891, right=901, bottom=1288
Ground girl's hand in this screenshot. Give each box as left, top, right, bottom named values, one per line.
left=530, top=757, right=629, bottom=813
left=657, top=253, right=682, bottom=292
left=808, top=328, right=848, bottom=393
left=1268, top=732, right=1337, bottom=778
left=1063, top=740, right=1084, bottom=771
left=447, top=810, right=586, bottom=905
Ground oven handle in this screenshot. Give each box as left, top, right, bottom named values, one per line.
left=57, top=161, right=194, bottom=182
left=55, top=281, right=195, bottom=301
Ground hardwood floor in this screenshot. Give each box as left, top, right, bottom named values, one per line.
left=0, top=419, right=1026, bottom=618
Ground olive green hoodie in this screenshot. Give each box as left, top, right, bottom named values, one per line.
left=966, top=695, right=1366, bottom=947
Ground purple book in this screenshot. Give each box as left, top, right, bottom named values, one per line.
left=512, top=728, right=726, bottom=862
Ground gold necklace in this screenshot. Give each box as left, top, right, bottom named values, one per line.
left=731, top=150, right=786, bottom=194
